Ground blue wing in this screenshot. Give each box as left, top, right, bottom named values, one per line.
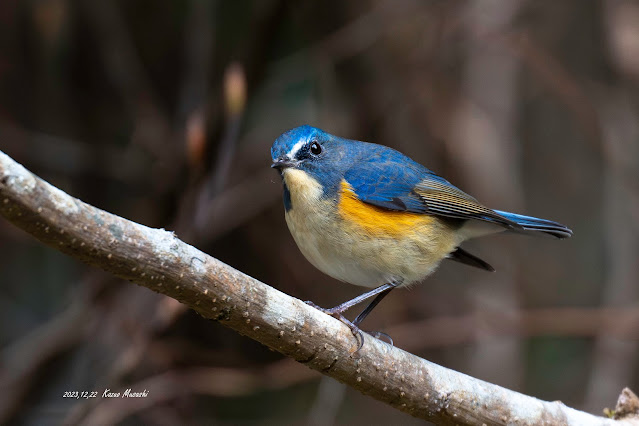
left=343, top=149, right=520, bottom=229
left=343, top=155, right=427, bottom=212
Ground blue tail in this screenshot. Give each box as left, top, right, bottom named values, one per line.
left=493, top=210, right=573, bottom=239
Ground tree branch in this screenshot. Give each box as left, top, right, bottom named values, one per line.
left=0, top=150, right=634, bottom=425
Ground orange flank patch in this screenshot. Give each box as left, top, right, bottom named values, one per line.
left=338, top=180, right=432, bottom=236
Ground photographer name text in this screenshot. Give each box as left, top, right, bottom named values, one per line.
left=62, top=389, right=149, bottom=399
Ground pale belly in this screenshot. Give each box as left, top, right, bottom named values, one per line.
left=282, top=170, right=462, bottom=288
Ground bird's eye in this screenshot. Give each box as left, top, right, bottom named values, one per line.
left=310, top=141, right=322, bottom=155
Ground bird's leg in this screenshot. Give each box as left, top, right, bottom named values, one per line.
left=305, top=281, right=399, bottom=350
left=352, top=287, right=394, bottom=328
left=350, top=287, right=396, bottom=348
left=305, top=282, right=395, bottom=316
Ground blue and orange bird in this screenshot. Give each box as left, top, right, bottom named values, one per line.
left=271, top=125, right=572, bottom=347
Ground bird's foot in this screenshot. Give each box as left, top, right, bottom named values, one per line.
left=305, top=300, right=364, bottom=349
left=304, top=301, right=392, bottom=351
left=368, top=330, right=394, bottom=347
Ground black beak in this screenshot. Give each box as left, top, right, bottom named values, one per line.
left=271, top=158, right=296, bottom=170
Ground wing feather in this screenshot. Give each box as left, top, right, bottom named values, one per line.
left=413, top=176, right=519, bottom=228
left=344, top=155, right=521, bottom=230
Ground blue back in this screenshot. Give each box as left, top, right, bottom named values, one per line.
left=272, top=125, right=436, bottom=209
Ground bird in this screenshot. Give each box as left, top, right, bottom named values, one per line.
left=271, top=125, right=572, bottom=348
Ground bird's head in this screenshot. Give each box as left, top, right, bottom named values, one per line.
left=271, top=125, right=329, bottom=171
left=271, top=126, right=356, bottom=199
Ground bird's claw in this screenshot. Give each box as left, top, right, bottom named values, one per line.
left=368, top=330, right=394, bottom=347
left=304, top=300, right=325, bottom=311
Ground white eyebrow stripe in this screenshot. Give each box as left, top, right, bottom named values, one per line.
left=287, top=140, right=306, bottom=158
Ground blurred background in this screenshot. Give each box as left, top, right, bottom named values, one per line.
left=1, top=0, right=638, bottom=424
